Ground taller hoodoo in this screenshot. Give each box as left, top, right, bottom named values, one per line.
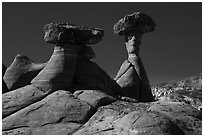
left=114, top=12, right=156, bottom=102
left=31, top=22, right=104, bottom=92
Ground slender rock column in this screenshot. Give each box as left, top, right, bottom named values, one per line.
left=114, top=12, right=156, bottom=102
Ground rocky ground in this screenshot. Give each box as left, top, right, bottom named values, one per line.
left=151, top=73, right=202, bottom=110
left=2, top=73, right=202, bottom=135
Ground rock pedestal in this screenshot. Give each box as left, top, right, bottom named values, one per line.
left=31, top=22, right=104, bottom=92
left=114, top=12, right=156, bottom=102
left=31, top=22, right=122, bottom=96
left=31, top=45, right=78, bottom=91
left=128, top=56, right=154, bottom=102
left=115, top=60, right=140, bottom=100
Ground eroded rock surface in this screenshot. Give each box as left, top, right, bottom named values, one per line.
left=74, top=100, right=201, bottom=135
left=113, top=12, right=156, bottom=36
left=115, top=60, right=140, bottom=100
left=151, top=73, right=202, bottom=110
left=31, top=45, right=78, bottom=92
left=114, top=12, right=155, bottom=102
left=3, top=85, right=51, bottom=118
left=2, top=74, right=202, bottom=135
left=74, top=90, right=116, bottom=108
left=73, top=57, right=117, bottom=95
left=2, top=19, right=201, bottom=135
left=2, top=90, right=95, bottom=135
left=44, top=22, right=104, bottom=45
left=32, top=22, right=124, bottom=98
left=3, top=54, right=46, bottom=91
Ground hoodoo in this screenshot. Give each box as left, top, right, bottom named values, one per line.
left=31, top=22, right=122, bottom=96
left=114, top=12, right=156, bottom=102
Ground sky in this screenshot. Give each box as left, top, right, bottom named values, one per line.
left=2, top=2, right=202, bottom=85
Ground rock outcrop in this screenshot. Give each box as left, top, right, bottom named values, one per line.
left=31, top=22, right=124, bottom=97
left=3, top=79, right=202, bottom=135
left=31, top=44, right=79, bottom=92
left=31, top=23, right=103, bottom=92
left=115, top=60, right=140, bottom=99
left=3, top=85, right=51, bottom=118
left=151, top=73, right=202, bottom=110
left=3, top=90, right=95, bottom=135
left=2, top=19, right=202, bottom=135
left=3, top=54, right=46, bottom=91
left=74, top=99, right=201, bottom=135
left=73, top=90, right=116, bottom=108
left=114, top=12, right=155, bottom=102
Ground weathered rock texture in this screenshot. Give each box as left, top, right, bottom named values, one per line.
left=3, top=54, right=46, bottom=91
left=152, top=73, right=202, bottom=110
left=31, top=45, right=78, bottom=92
left=32, top=23, right=105, bottom=92
left=114, top=12, right=155, bottom=102
left=2, top=90, right=95, bottom=135
left=74, top=99, right=201, bottom=135
left=2, top=20, right=201, bottom=135
left=3, top=85, right=201, bottom=135
left=2, top=85, right=51, bottom=118
left=73, top=57, right=120, bottom=95
left=32, top=22, right=124, bottom=98
left=74, top=90, right=116, bottom=108
left=113, top=12, right=156, bottom=36
left=44, top=22, right=104, bottom=45
left=2, top=63, right=9, bottom=93
left=115, top=60, right=140, bottom=100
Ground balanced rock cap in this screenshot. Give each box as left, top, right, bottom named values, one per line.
left=113, top=12, right=156, bottom=36
left=44, top=22, right=104, bottom=45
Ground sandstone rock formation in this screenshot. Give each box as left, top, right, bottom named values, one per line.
left=3, top=86, right=201, bottom=135
left=3, top=77, right=202, bottom=135
left=114, top=12, right=155, bottom=102
left=2, top=63, right=9, bottom=93
left=31, top=44, right=79, bottom=91
left=3, top=90, right=96, bottom=135
left=2, top=20, right=202, bottom=135
left=31, top=22, right=124, bottom=97
left=31, top=23, right=105, bottom=92
left=44, top=22, right=104, bottom=45
left=151, top=73, right=202, bottom=110
left=74, top=99, right=201, bottom=135
left=73, top=90, right=116, bottom=108
left=113, top=12, right=156, bottom=35
left=3, top=54, right=46, bottom=91
left=3, top=85, right=51, bottom=118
